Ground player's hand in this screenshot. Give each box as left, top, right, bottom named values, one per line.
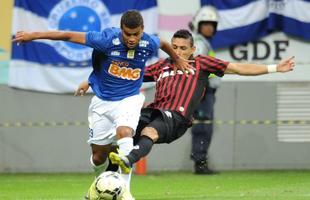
left=12, top=31, right=35, bottom=44
left=74, top=81, right=89, bottom=96
left=276, top=56, right=295, bottom=72
left=173, top=57, right=195, bottom=76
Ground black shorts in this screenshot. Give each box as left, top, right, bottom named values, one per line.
left=134, top=108, right=191, bottom=144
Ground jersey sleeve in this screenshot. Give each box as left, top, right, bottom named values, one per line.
left=198, top=55, right=229, bottom=77
left=144, top=59, right=165, bottom=82
left=85, top=28, right=113, bottom=53
left=149, top=34, right=160, bottom=56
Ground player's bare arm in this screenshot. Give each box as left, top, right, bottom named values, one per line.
left=159, top=39, right=194, bottom=74
left=13, top=31, right=86, bottom=45
left=74, top=81, right=89, bottom=96
left=225, top=56, right=295, bottom=75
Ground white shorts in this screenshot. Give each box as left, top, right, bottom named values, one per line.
left=87, top=93, right=145, bottom=145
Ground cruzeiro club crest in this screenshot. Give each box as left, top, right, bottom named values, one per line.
left=48, top=0, right=111, bottom=62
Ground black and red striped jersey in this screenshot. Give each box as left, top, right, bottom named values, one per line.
left=144, top=55, right=228, bottom=120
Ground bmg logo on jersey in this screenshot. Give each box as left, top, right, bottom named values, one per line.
left=48, top=0, right=111, bottom=62
left=108, top=61, right=141, bottom=80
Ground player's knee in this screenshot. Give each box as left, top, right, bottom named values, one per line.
left=141, top=127, right=158, bottom=142
left=116, top=126, right=134, bottom=139
left=91, top=153, right=107, bottom=166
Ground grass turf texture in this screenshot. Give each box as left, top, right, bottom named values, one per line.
left=1, top=171, right=310, bottom=200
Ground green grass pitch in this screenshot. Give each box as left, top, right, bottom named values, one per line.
left=1, top=171, right=310, bottom=200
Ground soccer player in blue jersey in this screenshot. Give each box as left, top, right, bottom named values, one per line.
left=13, top=10, right=192, bottom=200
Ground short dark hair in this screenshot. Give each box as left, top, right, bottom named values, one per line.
left=120, top=10, right=144, bottom=29
left=172, top=29, right=194, bottom=47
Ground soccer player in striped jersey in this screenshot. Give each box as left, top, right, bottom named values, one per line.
left=107, top=29, right=295, bottom=174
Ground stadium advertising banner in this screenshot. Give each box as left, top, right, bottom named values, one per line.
left=0, top=0, right=13, bottom=84
left=9, top=0, right=158, bottom=93
left=200, top=0, right=310, bottom=82
left=159, top=0, right=310, bottom=81
left=8, top=0, right=310, bottom=92
left=217, top=32, right=310, bottom=82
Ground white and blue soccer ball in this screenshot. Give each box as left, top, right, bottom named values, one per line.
left=95, top=171, right=126, bottom=200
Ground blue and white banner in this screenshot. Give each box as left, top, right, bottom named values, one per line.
left=201, top=0, right=310, bottom=49
left=9, top=0, right=158, bottom=93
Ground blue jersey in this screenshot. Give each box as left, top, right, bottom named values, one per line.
left=85, top=27, right=160, bottom=101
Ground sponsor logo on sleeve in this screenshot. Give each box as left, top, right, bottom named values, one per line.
left=112, top=38, right=121, bottom=45
left=139, top=40, right=149, bottom=48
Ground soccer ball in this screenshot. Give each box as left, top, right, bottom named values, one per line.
left=95, top=171, right=126, bottom=200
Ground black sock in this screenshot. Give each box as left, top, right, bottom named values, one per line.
left=106, top=145, right=119, bottom=172
left=127, top=135, right=154, bottom=165
left=106, top=158, right=119, bottom=172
